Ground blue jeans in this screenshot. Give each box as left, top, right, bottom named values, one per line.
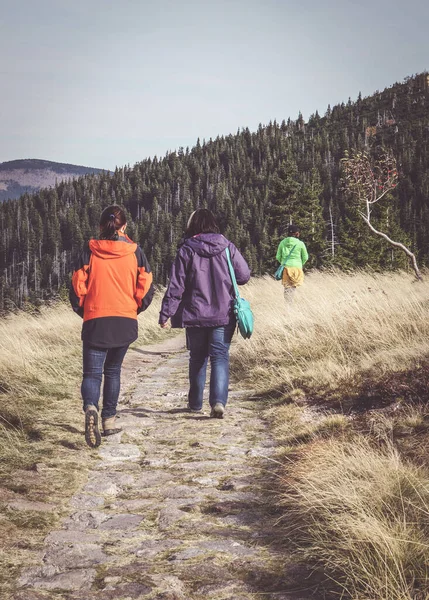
left=186, top=324, right=235, bottom=410
left=81, top=344, right=129, bottom=419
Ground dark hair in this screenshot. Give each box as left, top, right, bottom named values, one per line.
left=288, top=224, right=300, bottom=236
left=99, top=205, right=126, bottom=240
left=185, top=208, right=220, bottom=237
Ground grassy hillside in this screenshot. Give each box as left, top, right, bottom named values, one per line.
left=2, top=272, right=429, bottom=599
left=232, top=272, right=429, bottom=599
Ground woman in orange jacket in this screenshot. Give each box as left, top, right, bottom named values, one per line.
left=70, top=205, right=154, bottom=448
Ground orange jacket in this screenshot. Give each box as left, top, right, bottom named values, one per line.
left=70, top=236, right=154, bottom=347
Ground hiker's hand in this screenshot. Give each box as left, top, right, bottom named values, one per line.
left=160, top=321, right=170, bottom=329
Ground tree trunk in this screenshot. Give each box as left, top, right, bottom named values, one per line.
left=360, top=213, right=423, bottom=280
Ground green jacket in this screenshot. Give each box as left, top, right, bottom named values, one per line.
left=276, top=237, right=308, bottom=268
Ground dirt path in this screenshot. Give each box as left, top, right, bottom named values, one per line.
left=14, top=334, right=301, bottom=600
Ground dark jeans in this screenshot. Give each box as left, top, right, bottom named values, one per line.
left=186, top=324, right=235, bottom=410
left=81, top=344, right=129, bottom=419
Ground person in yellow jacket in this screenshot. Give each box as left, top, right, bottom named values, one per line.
left=276, top=224, right=308, bottom=302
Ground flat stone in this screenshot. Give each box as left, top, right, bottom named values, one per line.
left=63, top=510, right=109, bottom=530
left=104, top=575, right=122, bottom=585
left=7, top=499, right=56, bottom=512
left=164, top=496, right=206, bottom=509
left=140, top=457, right=172, bottom=468
left=192, top=476, right=219, bottom=486
left=134, top=539, right=180, bottom=558
left=43, top=542, right=107, bottom=569
left=113, top=498, right=156, bottom=511
left=149, top=574, right=187, bottom=599
left=200, top=539, right=257, bottom=556
left=19, top=565, right=57, bottom=585
left=19, top=567, right=96, bottom=591
left=70, top=494, right=105, bottom=509
left=83, top=481, right=119, bottom=496
left=45, top=530, right=102, bottom=544
left=176, top=461, right=226, bottom=472
left=99, top=444, right=141, bottom=462
left=158, top=507, right=187, bottom=531
left=134, top=471, right=175, bottom=487
left=102, top=582, right=152, bottom=598
left=123, top=487, right=160, bottom=499
left=83, top=472, right=135, bottom=496
left=149, top=424, right=183, bottom=437
left=98, top=514, right=144, bottom=530
left=246, top=447, right=276, bottom=457
left=163, top=485, right=199, bottom=499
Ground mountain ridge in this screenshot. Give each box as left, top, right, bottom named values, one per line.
left=0, top=158, right=110, bottom=202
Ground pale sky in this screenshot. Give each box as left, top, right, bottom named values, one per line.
left=1, top=0, right=428, bottom=170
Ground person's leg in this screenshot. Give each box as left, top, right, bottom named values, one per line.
left=101, top=345, right=129, bottom=420
left=81, top=345, right=106, bottom=412
left=208, top=323, right=235, bottom=415
left=284, top=286, right=296, bottom=302
left=186, top=328, right=209, bottom=411
left=81, top=344, right=106, bottom=447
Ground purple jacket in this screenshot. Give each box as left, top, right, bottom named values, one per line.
left=159, top=233, right=251, bottom=328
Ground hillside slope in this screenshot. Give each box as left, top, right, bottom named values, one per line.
left=0, top=72, right=428, bottom=310
left=0, top=159, right=109, bottom=202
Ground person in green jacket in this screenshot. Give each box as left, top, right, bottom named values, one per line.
left=276, top=224, right=308, bottom=301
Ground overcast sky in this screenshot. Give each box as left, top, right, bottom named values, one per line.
left=1, top=0, right=428, bottom=170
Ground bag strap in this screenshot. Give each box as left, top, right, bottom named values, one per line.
left=282, top=244, right=297, bottom=267
left=225, top=247, right=239, bottom=300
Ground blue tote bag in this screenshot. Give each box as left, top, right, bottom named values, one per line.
left=225, top=247, right=254, bottom=339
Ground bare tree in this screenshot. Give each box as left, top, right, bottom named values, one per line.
left=341, top=149, right=422, bottom=280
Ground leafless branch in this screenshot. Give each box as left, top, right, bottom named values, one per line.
left=342, top=149, right=422, bottom=280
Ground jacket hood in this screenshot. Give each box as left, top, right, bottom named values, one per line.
left=89, top=238, right=137, bottom=259
left=282, top=236, right=301, bottom=248
left=184, top=233, right=229, bottom=258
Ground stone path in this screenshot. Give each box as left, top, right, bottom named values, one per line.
left=14, top=334, right=302, bottom=600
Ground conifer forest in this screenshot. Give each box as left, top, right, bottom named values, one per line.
left=1, top=72, right=429, bottom=310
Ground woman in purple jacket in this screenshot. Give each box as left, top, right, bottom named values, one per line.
left=159, top=209, right=251, bottom=419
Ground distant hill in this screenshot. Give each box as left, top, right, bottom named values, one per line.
left=0, top=159, right=109, bottom=202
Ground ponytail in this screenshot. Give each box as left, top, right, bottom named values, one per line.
left=99, top=205, right=126, bottom=240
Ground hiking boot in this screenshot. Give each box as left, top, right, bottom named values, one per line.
left=187, top=403, right=202, bottom=413
left=210, top=402, right=225, bottom=419
left=102, top=415, right=122, bottom=436
left=85, top=406, right=101, bottom=448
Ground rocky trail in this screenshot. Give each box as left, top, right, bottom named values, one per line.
left=14, top=335, right=303, bottom=600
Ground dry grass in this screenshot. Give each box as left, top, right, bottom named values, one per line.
left=231, top=270, right=429, bottom=397
left=229, top=271, right=429, bottom=600
left=282, top=440, right=429, bottom=600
